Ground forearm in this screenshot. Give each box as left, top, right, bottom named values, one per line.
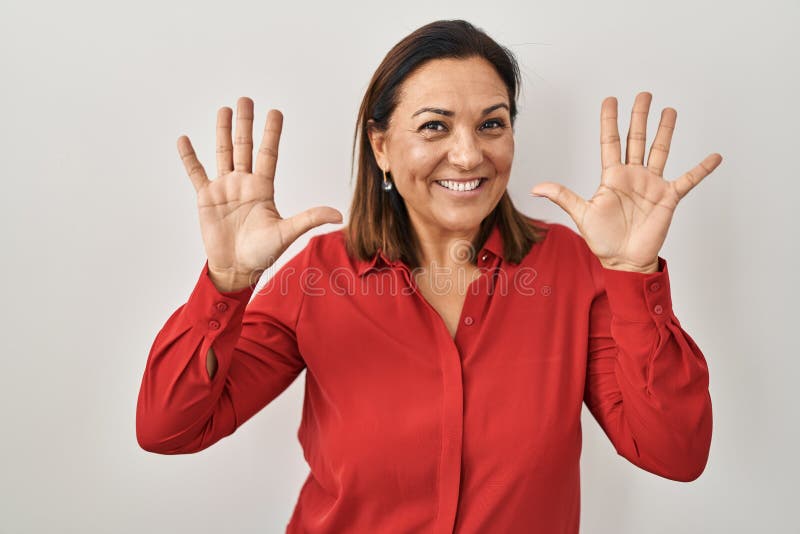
left=601, top=318, right=713, bottom=481
left=136, top=262, right=254, bottom=454
left=586, top=256, right=713, bottom=482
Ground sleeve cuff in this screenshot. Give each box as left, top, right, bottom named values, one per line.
left=183, top=259, right=255, bottom=331
left=599, top=256, right=673, bottom=323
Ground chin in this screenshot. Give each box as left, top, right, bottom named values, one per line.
left=434, top=211, right=488, bottom=232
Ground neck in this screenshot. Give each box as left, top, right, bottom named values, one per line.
left=410, top=218, right=480, bottom=271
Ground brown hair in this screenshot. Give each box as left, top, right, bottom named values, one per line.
left=345, top=19, right=547, bottom=269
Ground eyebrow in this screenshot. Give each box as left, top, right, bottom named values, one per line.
left=411, top=102, right=509, bottom=118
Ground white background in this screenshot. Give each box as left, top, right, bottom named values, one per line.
left=1, top=0, right=796, bottom=532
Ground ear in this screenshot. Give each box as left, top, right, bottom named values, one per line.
left=366, top=119, right=389, bottom=170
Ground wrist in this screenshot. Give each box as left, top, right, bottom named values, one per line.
left=208, top=265, right=259, bottom=292
left=599, top=257, right=659, bottom=273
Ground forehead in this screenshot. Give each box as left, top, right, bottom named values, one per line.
left=396, top=57, right=508, bottom=111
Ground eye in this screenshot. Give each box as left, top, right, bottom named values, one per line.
left=417, top=118, right=507, bottom=134
left=419, top=120, right=446, bottom=132
left=481, top=118, right=506, bottom=130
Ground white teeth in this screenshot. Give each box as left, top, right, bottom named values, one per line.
left=436, top=179, right=482, bottom=192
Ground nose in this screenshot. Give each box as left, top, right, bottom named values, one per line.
left=447, top=128, right=484, bottom=171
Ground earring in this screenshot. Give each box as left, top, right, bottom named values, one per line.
left=382, top=169, right=393, bottom=191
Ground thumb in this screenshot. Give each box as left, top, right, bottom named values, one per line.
left=282, top=206, right=344, bottom=244
left=530, top=182, right=586, bottom=222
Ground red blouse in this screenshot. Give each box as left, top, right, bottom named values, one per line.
left=136, top=218, right=712, bottom=533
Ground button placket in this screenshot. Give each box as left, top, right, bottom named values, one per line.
left=649, top=282, right=661, bottom=292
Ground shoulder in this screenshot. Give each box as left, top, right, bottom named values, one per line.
left=306, top=222, right=594, bottom=269
left=523, top=219, right=599, bottom=284
left=249, top=229, right=347, bottom=312
left=254, top=230, right=338, bottom=293
left=293, top=227, right=358, bottom=273
left=526, top=219, right=591, bottom=257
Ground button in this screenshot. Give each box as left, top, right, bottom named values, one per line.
left=481, top=253, right=488, bottom=262
left=209, top=319, right=221, bottom=329
left=464, top=316, right=474, bottom=326
left=653, top=304, right=663, bottom=315
left=216, top=302, right=229, bottom=312
left=541, top=285, right=552, bottom=296
left=649, top=282, right=661, bottom=292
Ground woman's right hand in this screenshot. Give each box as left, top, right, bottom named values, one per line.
left=177, top=97, right=343, bottom=291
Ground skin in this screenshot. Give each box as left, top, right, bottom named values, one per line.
left=368, top=58, right=724, bottom=337
left=530, top=92, right=723, bottom=273
left=177, top=99, right=343, bottom=378
left=368, top=57, right=514, bottom=337
left=369, top=56, right=513, bottom=266
left=178, top=62, right=724, bottom=367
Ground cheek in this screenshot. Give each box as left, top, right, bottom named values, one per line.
left=401, top=146, right=442, bottom=182
left=489, top=146, right=514, bottom=175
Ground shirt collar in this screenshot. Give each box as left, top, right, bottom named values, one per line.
left=355, top=219, right=504, bottom=277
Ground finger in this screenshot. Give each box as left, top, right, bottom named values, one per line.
left=670, top=153, right=723, bottom=199
left=233, top=96, right=254, bottom=173
left=625, top=91, right=652, bottom=165
left=280, top=206, right=344, bottom=245
left=646, top=107, right=676, bottom=177
left=176, top=135, right=209, bottom=193
left=600, top=97, right=622, bottom=170
left=254, top=109, right=284, bottom=180
left=530, top=182, right=587, bottom=225
left=216, top=107, right=233, bottom=177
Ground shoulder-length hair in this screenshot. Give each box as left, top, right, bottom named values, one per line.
left=345, top=19, right=548, bottom=270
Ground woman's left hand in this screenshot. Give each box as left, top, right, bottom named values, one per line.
left=530, top=91, right=723, bottom=273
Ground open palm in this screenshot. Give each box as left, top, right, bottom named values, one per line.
left=530, top=92, right=723, bottom=272
left=177, top=97, right=342, bottom=290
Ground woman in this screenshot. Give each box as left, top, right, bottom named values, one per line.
left=136, top=19, right=720, bottom=534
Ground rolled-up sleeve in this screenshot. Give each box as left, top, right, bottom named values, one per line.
left=136, top=241, right=312, bottom=454
left=583, top=254, right=713, bottom=482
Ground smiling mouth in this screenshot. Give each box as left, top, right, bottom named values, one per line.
left=434, top=178, right=487, bottom=192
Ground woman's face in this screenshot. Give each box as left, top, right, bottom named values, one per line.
left=369, top=56, right=514, bottom=237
